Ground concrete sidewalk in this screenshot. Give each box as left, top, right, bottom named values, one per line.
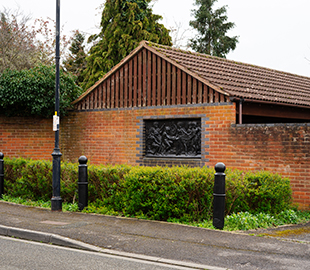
left=1, top=201, right=310, bottom=270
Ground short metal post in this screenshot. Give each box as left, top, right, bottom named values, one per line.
left=0, top=152, right=4, bottom=198
left=78, top=156, right=88, bottom=211
left=213, top=162, right=226, bottom=230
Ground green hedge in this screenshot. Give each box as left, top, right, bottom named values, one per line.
left=0, top=65, right=83, bottom=118
left=3, top=157, right=292, bottom=222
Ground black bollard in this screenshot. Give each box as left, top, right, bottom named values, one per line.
left=213, top=162, right=226, bottom=230
left=78, top=156, right=88, bottom=211
left=0, top=152, right=4, bottom=199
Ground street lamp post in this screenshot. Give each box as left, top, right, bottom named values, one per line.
left=51, top=0, right=62, bottom=211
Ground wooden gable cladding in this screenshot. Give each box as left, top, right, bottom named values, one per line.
left=75, top=48, right=229, bottom=111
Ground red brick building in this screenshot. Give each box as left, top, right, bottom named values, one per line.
left=1, top=41, right=310, bottom=207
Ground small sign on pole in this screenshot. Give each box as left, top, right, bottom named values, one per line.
left=53, top=113, right=60, bottom=131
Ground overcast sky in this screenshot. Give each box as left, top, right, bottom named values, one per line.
left=2, top=0, right=310, bottom=77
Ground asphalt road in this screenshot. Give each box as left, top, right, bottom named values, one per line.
left=0, top=236, right=206, bottom=270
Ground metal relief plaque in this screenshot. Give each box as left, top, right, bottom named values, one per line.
left=145, top=119, right=201, bottom=158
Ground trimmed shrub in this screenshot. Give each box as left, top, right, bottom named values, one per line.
left=113, top=166, right=214, bottom=221
left=3, top=157, right=293, bottom=222
left=4, top=158, right=77, bottom=202
left=245, top=171, right=292, bottom=214
left=0, top=65, right=83, bottom=118
left=225, top=169, right=292, bottom=215
left=87, top=164, right=131, bottom=205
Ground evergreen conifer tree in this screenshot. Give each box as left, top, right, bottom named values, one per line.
left=82, top=0, right=172, bottom=90
left=63, top=31, right=87, bottom=86
left=189, top=0, right=238, bottom=58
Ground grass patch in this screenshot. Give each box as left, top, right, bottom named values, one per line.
left=1, top=195, right=309, bottom=231
left=220, top=210, right=310, bottom=231
left=1, top=194, right=79, bottom=212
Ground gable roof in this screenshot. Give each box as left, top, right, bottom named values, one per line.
left=74, top=40, right=310, bottom=108
left=146, top=41, right=310, bottom=108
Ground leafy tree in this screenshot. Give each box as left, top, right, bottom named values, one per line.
left=0, top=8, right=73, bottom=72
left=34, top=17, right=72, bottom=66
left=82, top=0, right=172, bottom=90
left=0, top=9, right=39, bottom=72
left=0, top=65, right=83, bottom=118
left=63, top=31, right=87, bottom=86
left=189, top=0, right=238, bottom=58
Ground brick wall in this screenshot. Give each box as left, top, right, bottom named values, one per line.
left=206, top=122, right=310, bottom=209
left=0, top=115, right=54, bottom=160
left=61, top=103, right=230, bottom=165
left=1, top=103, right=310, bottom=208
left=226, top=124, right=310, bottom=208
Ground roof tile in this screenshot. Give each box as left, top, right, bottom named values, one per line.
left=146, top=42, right=310, bottom=107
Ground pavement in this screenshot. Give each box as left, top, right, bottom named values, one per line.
left=1, top=201, right=310, bottom=270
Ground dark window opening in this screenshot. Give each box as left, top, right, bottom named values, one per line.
left=238, top=114, right=310, bottom=124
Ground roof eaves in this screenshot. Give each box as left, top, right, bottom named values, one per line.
left=236, top=97, right=310, bottom=109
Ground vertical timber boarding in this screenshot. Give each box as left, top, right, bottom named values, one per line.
left=75, top=48, right=230, bottom=111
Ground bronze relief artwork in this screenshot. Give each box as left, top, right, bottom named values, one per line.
left=145, top=119, right=201, bottom=158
